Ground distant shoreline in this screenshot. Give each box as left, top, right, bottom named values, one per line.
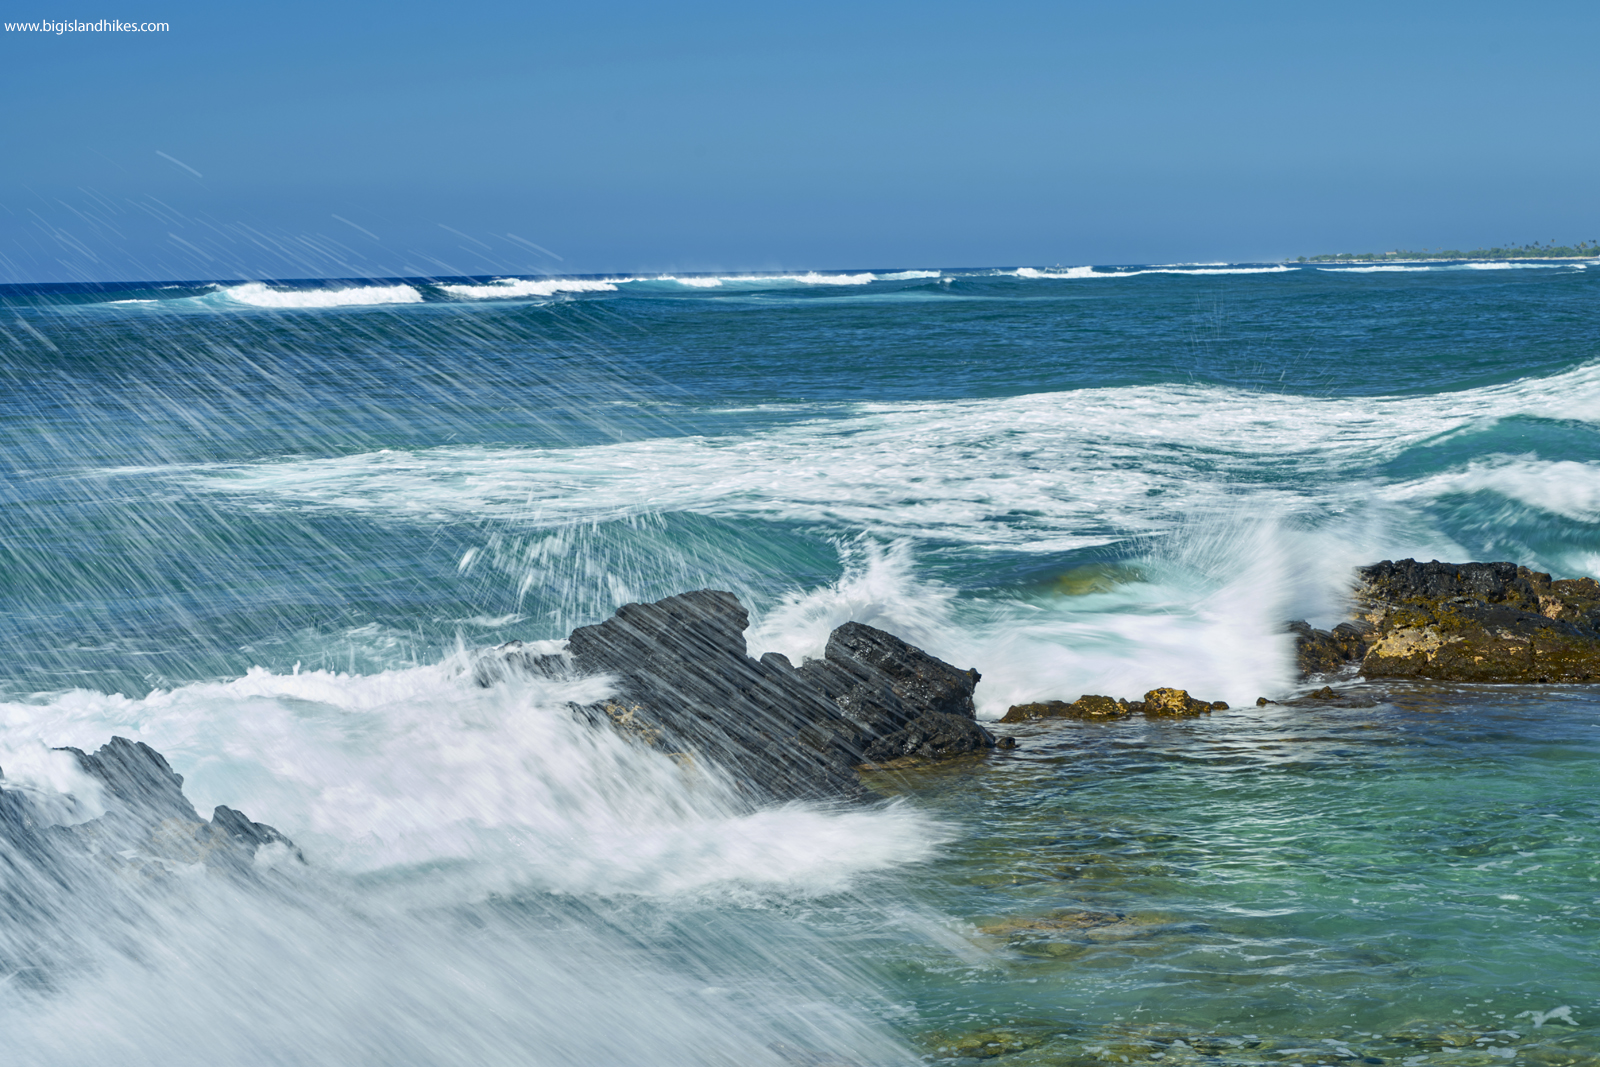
left=1301, top=255, right=1595, bottom=264
left=1299, top=242, right=1598, bottom=263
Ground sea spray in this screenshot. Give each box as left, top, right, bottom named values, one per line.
left=4, top=263, right=1600, bottom=1062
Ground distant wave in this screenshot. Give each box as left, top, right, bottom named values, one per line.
left=1316, top=265, right=1432, bottom=273
left=650, top=275, right=725, bottom=288
left=1015, top=265, right=1294, bottom=279
left=1318, top=261, right=1587, bottom=273
left=634, top=271, right=884, bottom=287
left=440, top=278, right=618, bottom=299
left=876, top=270, right=942, bottom=281
left=220, top=282, right=423, bottom=308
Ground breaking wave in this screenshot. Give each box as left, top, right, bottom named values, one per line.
left=440, top=278, right=619, bottom=299
left=1015, top=265, right=1294, bottom=279
left=218, top=282, right=424, bottom=307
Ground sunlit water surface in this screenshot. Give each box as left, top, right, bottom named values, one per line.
left=1, top=263, right=1597, bottom=1064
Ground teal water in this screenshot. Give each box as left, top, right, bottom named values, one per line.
left=1, top=263, right=1597, bottom=1064
left=865, top=687, right=1599, bottom=1064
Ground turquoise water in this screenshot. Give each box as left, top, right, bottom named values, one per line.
left=867, top=687, right=1600, bottom=1064
left=1, top=263, right=1597, bottom=1064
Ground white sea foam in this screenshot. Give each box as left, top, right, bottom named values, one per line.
left=632, top=272, right=880, bottom=287
left=1016, top=265, right=1294, bottom=279
left=1318, top=264, right=1436, bottom=273
left=440, top=277, right=618, bottom=299
left=0, top=662, right=944, bottom=896
left=0, top=664, right=925, bottom=1065
left=1320, top=261, right=1583, bottom=273
left=652, top=274, right=726, bottom=287
left=95, top=361, right=1600, bottom=705
left=135, top=361, right=1600, bottom=543
left=758, top=271, right=876, bottom=285
left=1016, top=266, right=1102, bottom=279
left=742, top=524, right=1338, bottom=712
left=1382, top=457, right=1600, bottom=523
left=219, top=282, right=424, bottom=307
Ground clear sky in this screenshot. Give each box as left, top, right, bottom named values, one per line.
left=4, top=0, right=1598, bottom=283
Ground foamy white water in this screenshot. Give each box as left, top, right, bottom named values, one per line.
left=1, top=661, right=946, bottom=895
left=115, top=363, right=1600, bottom=543
left=219, top=282, right=424, bottom=307
left=1015, top=265, right=1294, bottom=278
left=441, top=278, right=619, bottom=299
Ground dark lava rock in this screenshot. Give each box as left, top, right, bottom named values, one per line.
left=1289, top=619, right=1373, bottom=677
left=1, top=736, right=301, bottom=884
left=999, top=688, right=1226, bottom=724
left=1352, top=560, right=1600, bottom=683
left=480, top=590, right=996, bottom=800
left=1001, top=694, right=1134, bottom=723
left=861, top=711, right=995, bottom=764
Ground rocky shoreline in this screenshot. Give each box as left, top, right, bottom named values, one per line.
left=1, top=736, right=301, bottom=900
left=1005, top=559, right=1600, bottom=726
left=7, top=559, right=1597, bottom=879
left=1292, top=559, right=1600, bottom=683
left=476, top=588, right=1004, bottom=801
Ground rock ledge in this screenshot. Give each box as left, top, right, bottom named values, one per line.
left=1291, top=559, right=1600, bottom=683
left=479, top=590, right=1006, bottom=800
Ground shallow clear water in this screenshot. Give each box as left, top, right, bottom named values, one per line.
left=1, top=263, right=1597, bottom=1064
left=862, top=685, right=1600, bottom=1063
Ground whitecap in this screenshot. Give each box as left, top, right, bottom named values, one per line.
left=634, top=272, right=878, bottom=287
left=440, top=277, right=618, bottom=299
left=221, top=282, right=423, bottom=308
left=1016, top=264, right=1293, bottom=279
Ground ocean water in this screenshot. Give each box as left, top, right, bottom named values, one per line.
left=1, top=262, right=1597, bottom=1065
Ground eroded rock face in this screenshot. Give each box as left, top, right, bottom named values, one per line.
left=483, top=590, right=999, bottom=800
left=1352, top=560, right=1600, bottom=683
left=999, top=689, right=1227, bottom=724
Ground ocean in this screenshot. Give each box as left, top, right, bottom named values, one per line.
left=1, top=261, right=1596, bottom=1065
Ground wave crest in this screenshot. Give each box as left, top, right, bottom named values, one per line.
left=221, top=282, right=423, bottom=307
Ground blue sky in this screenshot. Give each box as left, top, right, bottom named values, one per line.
left=4, top=0, right=1598, bottom=283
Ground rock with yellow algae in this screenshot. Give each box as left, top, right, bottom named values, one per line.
left=999, top=690, right=1225, bottom=724
left=1353, top=560, right=1600, bottom=683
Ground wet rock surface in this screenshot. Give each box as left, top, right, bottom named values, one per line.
left=1311, top=560, right=1600, bottom=684
left=1000, top=688, right=1228, bottom=725
left=480, top=589, right=1000, bottom=801
left=1290, top=619, right=1374, bottom=677
left=0, top=736, right=301, bottom=886
left=1256, top=685, right=1384, bottom=708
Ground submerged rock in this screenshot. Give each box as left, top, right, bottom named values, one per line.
left=1350, top=560, right=1600, bottom=683
left=999, top=688, right=1227, bottom=724
left=480, top=590, right=999, bottom=800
